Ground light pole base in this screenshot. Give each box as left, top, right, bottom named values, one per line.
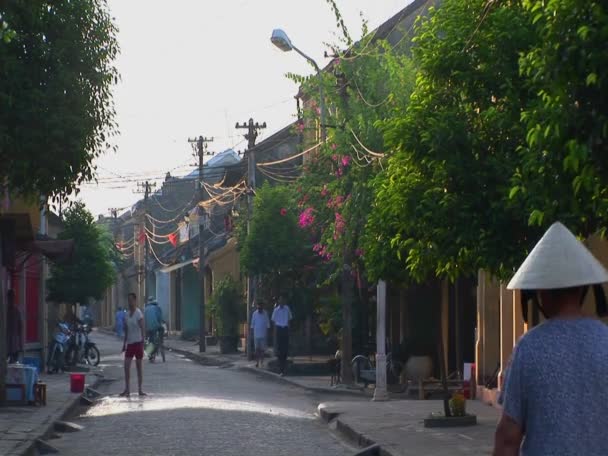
left=372, top=387, right=389, bottom=402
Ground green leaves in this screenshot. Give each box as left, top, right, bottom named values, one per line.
left=47, top=202, right=117, bottom=305
left=0, top=0, right=119, bottom=200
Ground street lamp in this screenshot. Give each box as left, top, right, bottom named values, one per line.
left=271, top=29, right=326, bottom=142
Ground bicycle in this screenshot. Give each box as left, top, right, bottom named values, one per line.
left=146, top=325, right=166, bottom=363
left=351, top=352, right=404, bottom=388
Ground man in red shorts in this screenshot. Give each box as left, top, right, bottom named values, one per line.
left=121, top=292, right=146, bottom=397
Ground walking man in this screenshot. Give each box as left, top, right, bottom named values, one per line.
left=251, top=300, right=270, bottom=368
left=494, top=222, right=608, bottom=456
left=121, top=292, right=146, bottom=397
left=271, top=295, right=292, bottom=376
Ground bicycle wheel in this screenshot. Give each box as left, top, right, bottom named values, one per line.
left=351, top=355, right=373, bottom=385
left=86, top=346, right=101, bottom=367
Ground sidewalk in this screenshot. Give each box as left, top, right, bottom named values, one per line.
left=318, top=399, right=500, bottom=456
left=0, top=371, right=101, bottom=456
left=162, top=335, right=369, bottom=397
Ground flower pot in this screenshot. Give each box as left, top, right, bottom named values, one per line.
left=405, top=355, right=433, bottom=381
left=219, top=336, right=238, bottom=354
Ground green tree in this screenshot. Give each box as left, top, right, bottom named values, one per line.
left=47, top=202, right=117, bottom=305
left=512, top=0, right=608, bottom=235
left=238, top=183, right=315, bottom=298
left=289, top=12, right=415, bottom=381
left=367, top=0, right=537, bottom=282
left=0, top=0, right=119, bottom=203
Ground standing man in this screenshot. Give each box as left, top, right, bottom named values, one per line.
left=494, top=222, right=608, bottom=456
left=121, top=292, right=146, bottom=397
left=271, top=294, right=293, bottom=376
left=251, top=300, right=270, bottom=368
left=144, top=296, right=163, bottom=361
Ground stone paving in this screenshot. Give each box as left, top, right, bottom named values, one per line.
left=51, top=337, right=358, bottom=456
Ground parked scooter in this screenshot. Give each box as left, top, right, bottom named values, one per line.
left=47, top=321, right=71, bottom=374
left=65, top=324, right=101, bottom=367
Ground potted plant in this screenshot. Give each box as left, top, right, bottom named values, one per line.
left=402, top=333, right=434, bottom=382
left=209, top=277, right=242, bottom=354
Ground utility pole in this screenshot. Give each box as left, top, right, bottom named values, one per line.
left=236, top=118, right=266, bottom=360
left=135, top=181, right=155, bottom=305
left=188, top=135, right=214, bottom=353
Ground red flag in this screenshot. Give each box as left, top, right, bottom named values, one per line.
left=168, top=232, right=177, bottom=247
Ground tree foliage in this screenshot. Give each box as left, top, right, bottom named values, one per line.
left=238, top=183, right=314, bottom=280
left=0, top=0, right=119, bottom=202
left=366, top=0, right=538, bottom=282
left=293, top=35, right=415, bottom=286
left=47, top=201, right=117, bottom=305
left=512, top=0, right=608, bottom=235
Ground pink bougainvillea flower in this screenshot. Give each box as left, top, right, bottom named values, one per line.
left=280, top=208, right=287, bottom=216
left=315, top=107, right=321, bottom=115
left=320, top=185, right=328, bottom=197
left=331, top=154, right=339, bottom=162
left=331, top=143, right=337, bottom=150
left=313, top=243, right=323, bottom=253
left=355, top=248, right=364, bottom=257
left=335, top=167, right=344, bottom=177
left=298, top=207, right=315, bottom=228
left=341, top=155, right=351, bottom=167
left=333, top=212, right=346, bottom=240
left=296, top=122, right=305, bottom=133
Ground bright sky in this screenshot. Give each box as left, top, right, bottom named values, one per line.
left=81, top=0, right=413, bottom=217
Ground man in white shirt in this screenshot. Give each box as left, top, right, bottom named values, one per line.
left=250, top=300, right=270, bottom=368
left=121, top=292, right=146, bottom=397
left=271, top=295, right=293, bottom=376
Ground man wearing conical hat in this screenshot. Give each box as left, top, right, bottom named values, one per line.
left=493, top=222, right=608, bottom=456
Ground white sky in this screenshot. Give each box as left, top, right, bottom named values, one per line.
left=81, top=0, right=413, bottom=217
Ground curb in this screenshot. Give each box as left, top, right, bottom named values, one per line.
left=318, top=405, right=396, bottom=456
left=15, top=375, right=105, bottom=456
left=238, top=365, right=368, bottom=398
left=166, top=345, right=235, bottom=368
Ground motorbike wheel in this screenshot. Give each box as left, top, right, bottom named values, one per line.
left=86, top=346, right=101, bottom=367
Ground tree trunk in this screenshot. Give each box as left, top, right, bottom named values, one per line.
left=341, top=262, right=354, bottom=384
left=437, top=301, right=452, bottom=417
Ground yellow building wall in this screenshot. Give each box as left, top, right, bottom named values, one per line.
left=2, top=196, right=42, bottom=233
left=206, top=238, right=241, bottom=295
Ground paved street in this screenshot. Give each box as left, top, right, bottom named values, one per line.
left=51, top=331, right=356, bottom=455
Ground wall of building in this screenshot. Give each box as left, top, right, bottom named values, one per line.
left=155, top=270, right=172, bottom=330
left=180, top=264, right=201, bottom=335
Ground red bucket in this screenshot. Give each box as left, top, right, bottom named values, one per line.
left=70, top=373, right=85, bottom=393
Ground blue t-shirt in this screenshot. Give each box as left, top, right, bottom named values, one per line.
left=500, top=318, right=608, bottom=455
left=144, top=304, right=162, bottom=331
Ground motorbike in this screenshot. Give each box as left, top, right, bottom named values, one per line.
left=47, top=321, right=71, bottom=373
left=66, top=324, right=101, bottom=367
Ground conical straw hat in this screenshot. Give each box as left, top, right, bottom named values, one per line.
left=507, top=222, right=608, bottom=290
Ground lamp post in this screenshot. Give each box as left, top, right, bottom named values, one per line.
left=271, top=29, right=326, bottom=142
